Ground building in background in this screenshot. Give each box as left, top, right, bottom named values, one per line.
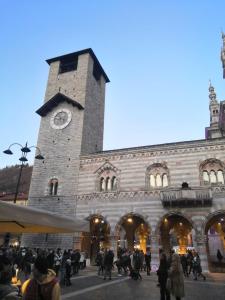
left=22, top=36, right=225, bottom=272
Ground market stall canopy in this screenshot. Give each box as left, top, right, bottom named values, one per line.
left=0, top=201, right=89, bottom=233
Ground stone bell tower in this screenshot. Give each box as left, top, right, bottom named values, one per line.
left=23, top=49, right=109, bottom=249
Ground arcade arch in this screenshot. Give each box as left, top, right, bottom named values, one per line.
left=115, top=213, right=151, bottom=253
left=158, top=213, right=194, bottom=254
left=81, top=214, right=110, bottom=262
left=204, top=211, right=225, bottom=271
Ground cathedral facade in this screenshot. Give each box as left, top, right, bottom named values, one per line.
left=23, top=37, right=225, bottom=272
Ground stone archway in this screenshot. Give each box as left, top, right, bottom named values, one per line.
left=157, top=212, right=194, bottom=255
left=115, top=213, right=151, bottom=253
left=81, top=214, right=110, bottom=263
left=204, top=211, right=225, bottom=272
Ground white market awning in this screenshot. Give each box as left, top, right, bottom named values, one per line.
left=0, top=200, right=89, bottom=233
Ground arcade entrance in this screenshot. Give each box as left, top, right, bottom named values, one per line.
left=205, top=212, right=225, bottom=272
left=81, top=215, right=110, bottom=263
left=160, top=214, right=193, bottom=254
left=117, top=214, right=150, bottom=253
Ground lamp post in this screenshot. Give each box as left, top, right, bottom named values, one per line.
left=3, top=142, right=44, bottom=204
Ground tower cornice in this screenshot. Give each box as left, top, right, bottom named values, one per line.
left=36, top=92, right=84, bottom=116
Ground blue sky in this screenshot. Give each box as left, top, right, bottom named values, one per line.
left=1, top=0, right=225, bottom=168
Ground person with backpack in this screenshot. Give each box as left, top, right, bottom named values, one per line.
left=22, top=255, right=61, bottom=300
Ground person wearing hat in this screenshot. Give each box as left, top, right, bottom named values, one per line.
left=22, top=256, right=61, bottom=300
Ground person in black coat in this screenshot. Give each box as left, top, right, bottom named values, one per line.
left=157, top=253, right=171, bottom=300
left=217, top=249, right=223, bottom=263
left=65, top=259, right=72, bottom=286
left=145, top=248, right=151, bottom=275
left=103, top=249, right=114, bottom=280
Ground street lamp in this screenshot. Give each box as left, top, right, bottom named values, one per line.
left=3, top=142, right=44, bottom=203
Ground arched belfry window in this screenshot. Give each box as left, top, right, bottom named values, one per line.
left=147, top=163, right=170, bottom=189
left=200, top=159, right=225, bottom=186
left=95, top=161, right=119, bottom=192
left=49, top=178, right=59, bottom=196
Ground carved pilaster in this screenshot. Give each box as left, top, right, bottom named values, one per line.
left=195, top=234, right=209, bottom=272
left=150, top=234, right=160, bottom=271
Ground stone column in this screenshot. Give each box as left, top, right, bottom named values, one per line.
left=195, top=234, right=209, bottom=272
left=150, top=234, right=160, bottom=271
left=109, top=235, right=119, bottom=259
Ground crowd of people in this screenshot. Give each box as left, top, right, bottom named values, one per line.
left=0, top=246, right=86, bottom=299
left=0, top=245, right=208, bottom=300
left=157, top=249, right=206, bottom=300
left=95, top=247, right=151, bottom=280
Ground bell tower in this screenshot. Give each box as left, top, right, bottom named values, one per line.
left=23, top=49, right=109, bottom=249
left=205, top=82, right=222, bottom=139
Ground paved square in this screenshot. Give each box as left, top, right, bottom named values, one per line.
left=61, top=268, right=225, bottom=300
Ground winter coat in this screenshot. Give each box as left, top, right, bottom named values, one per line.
left=104, top=251, right=114, bottom=267
left=145, top=252, right=151, bottom=266
left=0, top=283, right=19, bottom=300
left=133, top=252, right=141, bottom=270
left=22, top=269, right=61, bottom=300
left=169, top=254, right=185, bottom=298
left=157, top=256, right=169, bottom=285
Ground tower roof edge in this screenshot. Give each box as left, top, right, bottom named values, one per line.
left=45, top=48, right=110, bottom=83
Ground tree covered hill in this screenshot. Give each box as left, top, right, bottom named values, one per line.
left=0, top=164, right=32, bottom=196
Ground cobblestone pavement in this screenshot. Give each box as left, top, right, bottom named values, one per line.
left=61, top=268, right=225, bottom=300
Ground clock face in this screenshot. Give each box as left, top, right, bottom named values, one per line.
left=50, top=109, right=72, bottom=129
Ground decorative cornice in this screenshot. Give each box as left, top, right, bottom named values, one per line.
left=75, top=190, right=161, bottom=202
left=80, top=140, right=225, bottom=165
left=74, top=186, right=225, bottom=203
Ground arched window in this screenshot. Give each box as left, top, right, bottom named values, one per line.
left=200, top=159, right=225, bottom=186
left=203, top=171, right=210, bottom=183
left=100, top=177, right=106, bottom=191
left=150, top=174, right=156, bottom=187
left=217, top=170, right=224, bottom=184
left=147, top=163, right=169, bottom=189
left=106, top=177, right=111, bottom=191
left=50, top=182, right=54, bottom=195
left=210, top=170, right=217, bottom=183
left=99, top=176, right=117, bottom=192
left=156, top=174, right=162, bottom=187
left=162, top=174, right=168, bottom=187
left=112, top=176, right=117, bottom=191
left=49, top=179, right=58, bottom=196
left=96, top=162, right=119, bottom=192
left=54, top=181, right=58, bottom=195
